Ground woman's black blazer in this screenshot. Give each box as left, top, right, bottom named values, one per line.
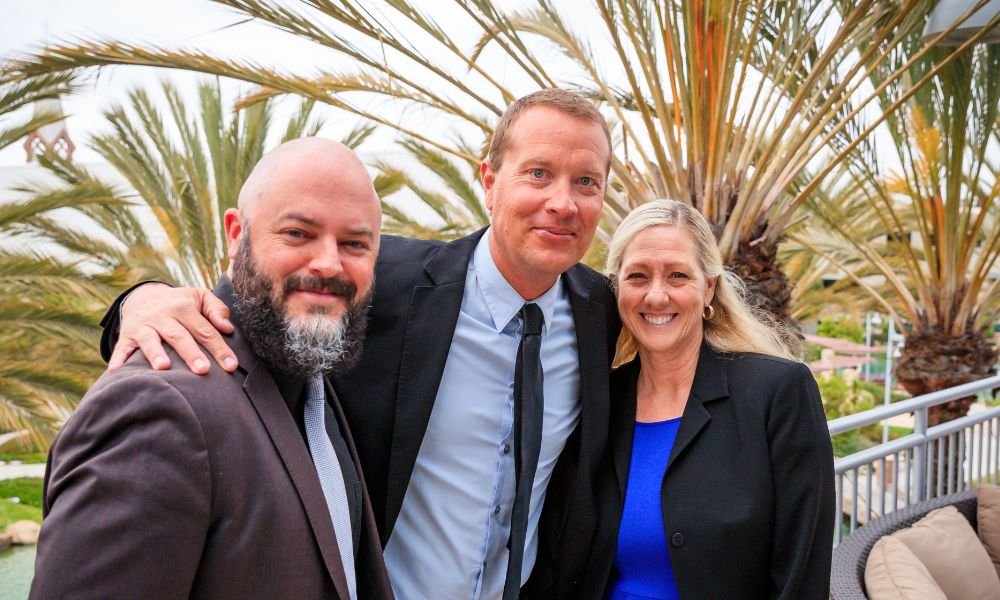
left=582, top=345, right=835, bottom=599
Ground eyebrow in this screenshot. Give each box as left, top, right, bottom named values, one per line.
left=623, top=259, right=694, bottom=270
left=277, top=212, right=376, bottom=240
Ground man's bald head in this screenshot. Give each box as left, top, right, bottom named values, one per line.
left=221, top=136, right=382, bottom=375
left=237, top=137, right=378, bottom=222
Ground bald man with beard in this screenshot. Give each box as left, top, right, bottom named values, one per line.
left=30, top=138, right=393, bottom=600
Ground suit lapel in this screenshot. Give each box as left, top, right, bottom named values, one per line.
left=565, top=266, right=612, bottom=479
left=324, top=377, right=392, bottom=595
left=240, top=355, right=352, bottom=599
left=213, top=278, right=352, bottom=599
left=383, top=230, right=482, bottom=539
left=667, top=345, right=730, bottom=469
left=611, top=361, right=640, bottom=502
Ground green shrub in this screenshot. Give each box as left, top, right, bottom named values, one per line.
left=817, top=372, right=885, bottom=457
left=817, top=316, right=866, bottom=343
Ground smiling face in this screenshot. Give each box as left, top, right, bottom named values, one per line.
left=224, top=138, right=381, bottom=327
left=617, top=225, right=717, bottom=363
left=481, top=105, right=609, bottom=299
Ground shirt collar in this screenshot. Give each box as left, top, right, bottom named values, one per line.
left=473, top=228, right=560, bottom=334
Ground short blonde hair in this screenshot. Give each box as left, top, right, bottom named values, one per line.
left=605, top=199, right=796, bottom=365
left=487, top=89, right=612, bottom=173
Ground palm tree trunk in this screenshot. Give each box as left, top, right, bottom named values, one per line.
left=896, top=328, right=996, bottom=496
left=896, top=328, right=998, bottom=425
left=729, top=227, right=797, bottom=330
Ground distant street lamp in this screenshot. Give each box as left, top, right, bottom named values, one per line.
left=883, top=320, right=907, bottom=443
left=864, top=312, right=883, bottom=380
left=923, top=0, right=1000, bottom=45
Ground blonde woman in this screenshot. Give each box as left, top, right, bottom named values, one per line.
left=584, top=200, right=834, bottom=600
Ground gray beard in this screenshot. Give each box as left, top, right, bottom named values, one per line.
left=230, top=234, right=371, bottom=377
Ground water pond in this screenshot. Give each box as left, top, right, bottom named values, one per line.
left=0, top=545, right=34, bottom=599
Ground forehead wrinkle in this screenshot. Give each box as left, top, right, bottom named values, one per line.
left=276, top=211, right=321, bottom=228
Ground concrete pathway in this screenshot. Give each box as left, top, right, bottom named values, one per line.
left=0, top=463, right=45, bottom=481
left=0, top=431, right=27, bottom=447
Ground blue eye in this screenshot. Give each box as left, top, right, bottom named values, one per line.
left=580, top=176, right=594, bottom=186
left=530, top=168, right=545, bottom=178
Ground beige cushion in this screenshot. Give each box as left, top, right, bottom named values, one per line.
left=893, top=505, right=1000, bottom=599
left=980, top=485, right=1000, bottom=582
left=865, top=536, right=947, bottom=600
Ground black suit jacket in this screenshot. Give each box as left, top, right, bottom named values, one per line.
left=38, top=279, right=393, bottom=600
left=333, top=229, right=619, bottom=595
left=583, top=347, right=835, bottom=599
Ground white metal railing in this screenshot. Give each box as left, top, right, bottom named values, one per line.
left=828, top=373, right=1000, bottom=545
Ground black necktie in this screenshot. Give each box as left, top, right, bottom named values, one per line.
left=503, top=302, right=545, bottom=600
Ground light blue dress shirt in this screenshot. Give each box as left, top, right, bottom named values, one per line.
left=383, top=229, right=582, bottom=600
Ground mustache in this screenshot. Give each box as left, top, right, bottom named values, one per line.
left=283, top=274, right=357, bottom=302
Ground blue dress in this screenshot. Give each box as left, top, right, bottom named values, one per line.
left=607, top=417, right=682, bottom=600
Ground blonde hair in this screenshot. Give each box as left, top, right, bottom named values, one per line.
left=487, top=89, right=612, bottom=173
left=605, top=199, right=796, bottom=366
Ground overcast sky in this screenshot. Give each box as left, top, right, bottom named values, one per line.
left=0, top=0, right=564, bottom=168
left=0, top=0, right=573, bottom=234
left=3, top=1, right=232, bottom=164
left=3, top=1, right=996, bottom=179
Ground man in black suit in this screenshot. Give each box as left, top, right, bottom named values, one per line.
left=32, top=138, right=393, bottom=599
left=100, top=90, right=620, bottom=599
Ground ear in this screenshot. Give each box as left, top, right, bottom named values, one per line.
left=481, top=160, right=496, bottom=212
left=705, top=276, right=718, bottom=307
left=223, top=208, right=244, bottom=261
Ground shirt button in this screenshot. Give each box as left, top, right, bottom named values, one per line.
left=503, top=444, right=511, bottom=454
left=671, top=532, right=685, bottom=547
left=494, top=505, right=501, bottom=515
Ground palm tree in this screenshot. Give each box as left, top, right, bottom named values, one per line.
left=0, top=73, right=111, bottom=448
left=0, top=174, right=123, bottom=448
left=3, top=0, right=995, bottom=325
left=20, top=80, right=333, bottom=288
left=0, top=72, right=78, bottom=152
left=781, top=245, right=879, bottom=325
left=799, top=41, right=1000, bottom=424
left=0, top=78, right=340, bottom=446
left=376, top=139, right=489, bottom=239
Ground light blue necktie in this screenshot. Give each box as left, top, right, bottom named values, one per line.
left=305, top=373, right=357, bottom=600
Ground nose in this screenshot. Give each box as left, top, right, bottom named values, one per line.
left=545, top=180, right=578, bottom=217
left=307, top=237, right=345, bottom=278
left=645, top=283, right=669, bottom=304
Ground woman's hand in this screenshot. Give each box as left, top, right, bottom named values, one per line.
left=109, top=283, right=237, bottom=375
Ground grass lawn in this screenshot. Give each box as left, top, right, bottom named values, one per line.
left=0, top=502, right=42, bottom=529
left=0, top=453, right=47, bottom=464
left=0, top=478, right=43, bottom=529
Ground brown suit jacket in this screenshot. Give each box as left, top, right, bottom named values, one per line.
left=31, top=281, right=393, bottom=600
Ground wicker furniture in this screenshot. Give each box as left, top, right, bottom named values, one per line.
left=830, top=489, right=979, bottom=600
